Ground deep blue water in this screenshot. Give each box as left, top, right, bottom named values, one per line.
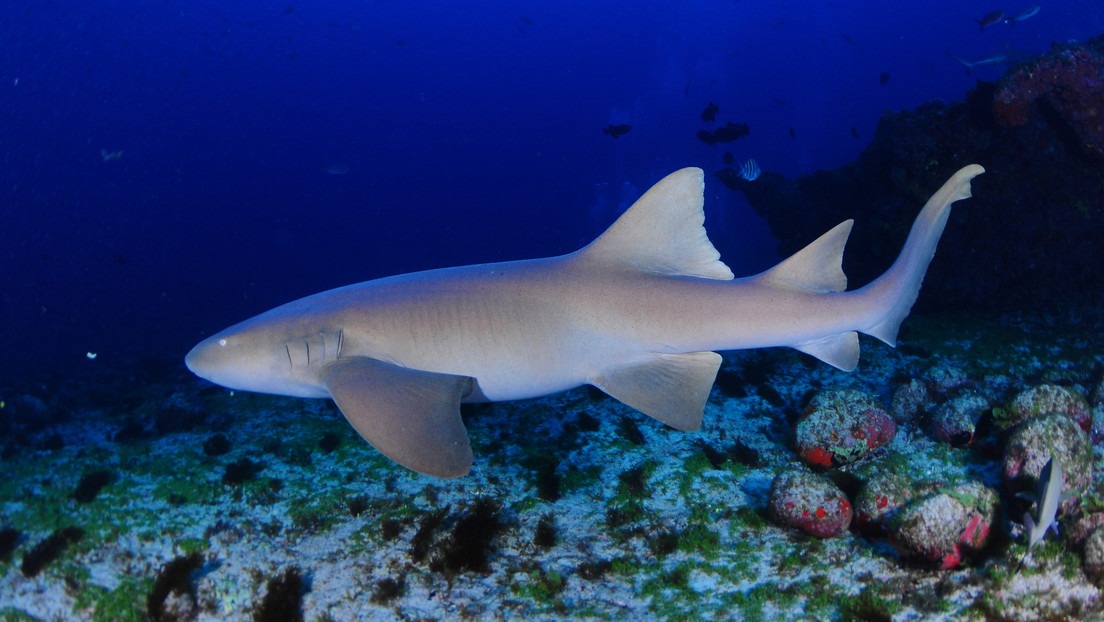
left=2, top=0, right=1101, bottom=381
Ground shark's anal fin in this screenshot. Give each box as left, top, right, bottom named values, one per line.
left=322, top=356, right=474, bottom=478
left=591, top=351, right=722, bottom=431
left=794, top=332, right=860, bottom=371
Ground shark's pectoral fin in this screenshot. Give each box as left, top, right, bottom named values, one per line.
left=591, top=351, right=721, bottom=431
left=322, top=356, right=474, bottom=478
left=794, top=331, right=860, bottom=371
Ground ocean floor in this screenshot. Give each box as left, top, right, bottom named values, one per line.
left=2, top=309, right=1104, bottom=621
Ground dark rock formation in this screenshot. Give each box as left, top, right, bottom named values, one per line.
left=730, top=36, right=1104, bottom=311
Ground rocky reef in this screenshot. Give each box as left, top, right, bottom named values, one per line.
left=726, top=35, right=1104, bottom=312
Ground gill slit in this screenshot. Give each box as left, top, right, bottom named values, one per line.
left=285, top=344, right=293, bottom=370
left=337, top=329, right=344, bottom=358
left=306, top=340, right=311, bottom=366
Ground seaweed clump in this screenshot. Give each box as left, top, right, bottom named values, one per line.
left=253, top=567, right=307, bottom=622
left=203, top=434, right=231, bottom=456
left=318, top=432, right=340, bottom=453
left=72, top=469, right=115, bottom=504
left=0, top=527, right=21, bottom=562
left=370, top=576, right=405, bottom=605
left=427, top=499, right=505, bottom=578
left=534, top=514, right=557, bottom=549
left=20, top=526, right=83, bottom=577
left=147, top=553, right=204, bottom=622
left=223, top=458, right=261, bottom=485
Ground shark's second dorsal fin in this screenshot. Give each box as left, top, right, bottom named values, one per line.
left=578, top=168, right=734, bottom=280
left=755, top=220, right=853, bottom=294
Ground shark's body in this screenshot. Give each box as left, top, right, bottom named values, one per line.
left=187, top=165, right=984, bottom=477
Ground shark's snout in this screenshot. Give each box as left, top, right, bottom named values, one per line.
left=184, top=337, right=218, bottom=380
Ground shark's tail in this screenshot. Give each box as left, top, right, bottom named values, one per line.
left=856, top=164, right=985, bottom=346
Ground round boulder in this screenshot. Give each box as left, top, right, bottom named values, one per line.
left=1002, top=412, right=1092, bottom=514
left=768, top=470, right=853, bottom=538
left=889, top=481, right=999, bottom=569
left=796, top=390, right=896, bottom=468
left=931, top=391, right=990, bottom=447
left=1003, top=384, right=1091, bottom=433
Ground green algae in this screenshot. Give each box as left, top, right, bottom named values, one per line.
left=79, top=576, right=151, bottom=622
left=0, top=608, right=41, bottom=622
left=510, top=567, right=567, bottom=612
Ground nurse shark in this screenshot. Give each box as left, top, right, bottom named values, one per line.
left=186, top=164, right=984, bottom=477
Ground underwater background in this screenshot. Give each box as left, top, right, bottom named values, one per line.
left=5, top=1, right=1104, bottom=620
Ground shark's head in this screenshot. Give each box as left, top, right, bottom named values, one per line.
left=185, top=313, right=335, bottom=398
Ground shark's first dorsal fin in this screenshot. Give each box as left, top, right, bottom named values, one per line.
left=578, top=168, right=734, bottom=280
left=755, top=220, right=853, bottom=294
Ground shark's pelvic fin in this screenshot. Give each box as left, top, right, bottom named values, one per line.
left=578, top=167, right=735, bottom=280
left=322, top=357, right=474, bottom=478
left=591, top=351, right=722, bottom=431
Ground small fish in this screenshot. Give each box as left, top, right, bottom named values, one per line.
left=1017, top=456, right=1064, bottom=572
left=100, top=149, right=123, bottom=162
left=602, top=124, right=631, bottom=139
left=1007, top=5, right=1040, bottom=26
left=701, top=101, right=719, bottom=123
left=713, top=121, right=749, bottom=143
left=947, top=51, right=1009, bottom=76
left=788, top=127, right=796, bottom=139
left=879, top=71, right=891, bottom=85
left=696, top=129, right=717, bottom=145
left=976, top=10, right=1005, bottom=31
left=324, top=163, right=350, bottom=175
left=738, top=159, right=760, bottom=182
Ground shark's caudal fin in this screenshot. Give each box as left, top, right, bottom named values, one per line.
left=747, top=165, right=983, bottom=371
left=858, top=164, right=985, bottom=346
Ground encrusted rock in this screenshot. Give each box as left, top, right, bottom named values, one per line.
left=1083, top=526, right=1104, bottom=583
left=796, top=390, right=896, bottom=468
left=1002, top=412, right=1092, bottom=514
left=853, top=472, right=914, bottom=533
left=994, top=37, right=1104, bottom=157
left=768, top=470, right=852, bottom=538
left=889, top=481, right=998, bottom=569
left=1002, top=384, right=1091, bottom=433
left=1066, top=512, right=1104, bottom=549
left=931, top=391, right=990, bottom=447
left=890, top=379, right=929, bottom=424
left=1091, top=377, right=1104, bottom=442
left=1092, top=376, right=1104, bottom=410
left=922, top=364, right=971, bottom=399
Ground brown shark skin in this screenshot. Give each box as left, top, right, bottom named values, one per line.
left=187, top=165, right=983, bottom=476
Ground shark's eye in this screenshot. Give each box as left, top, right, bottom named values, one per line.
left=218, top=339, right=227, bottom=347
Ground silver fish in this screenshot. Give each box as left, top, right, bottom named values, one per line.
left=947, top=52, right=1009, bottom=76
left=1008, top=5, right=1041, bottom=26
left=738, top=159, right=761, bottom=182
left=1017, top=456, right=1064, bottom=572
left=976, top=10, right=1005, bottom=31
